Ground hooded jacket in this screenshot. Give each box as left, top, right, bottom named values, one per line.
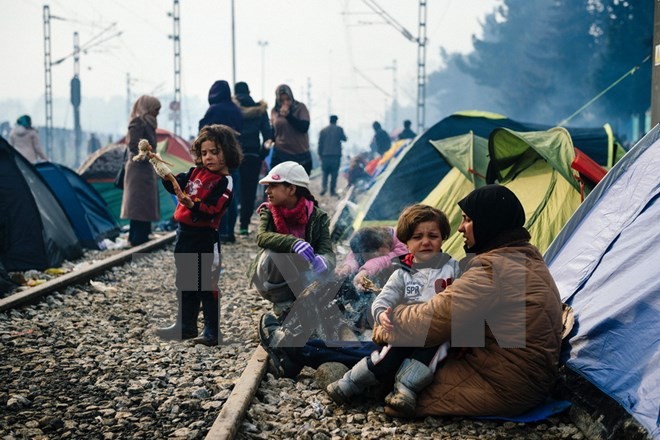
left=233, top=93, right=273, bottom=157
left=271, top=84, right=310, bottom=155
left=199, top=80, right=244, bottom=133
left=9, top=125, right=47, bottom=164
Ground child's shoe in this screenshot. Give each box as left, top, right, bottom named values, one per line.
left=384, top=358, right=434, bottom=417
left=326, top=357, right=379, bottom=404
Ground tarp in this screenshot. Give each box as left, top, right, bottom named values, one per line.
left=545, top=125, right=660, bottom=438
left=35, top=162, right=119, bottom=249
left=78, top=129, right=194, bottom=226
left=0, top=136, right=82, bottom=271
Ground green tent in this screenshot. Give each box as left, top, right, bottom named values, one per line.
left=421, top=132, right=489, bottom=256
left=434, top=127, right=585, bottom=260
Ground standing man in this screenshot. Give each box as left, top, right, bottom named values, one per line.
left=232, top=81, right=273, bottom=235
left=199, top=80, right=243, bottom=244
left=397, top=120, right=416, bottom=140
left=317, top=115, right=347, bottom=196
left=370, top=121, right=391, bottom=158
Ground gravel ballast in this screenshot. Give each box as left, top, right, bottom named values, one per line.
left=1, top=179, right=584, bottom=439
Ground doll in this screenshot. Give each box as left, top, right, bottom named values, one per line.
left=133, top=139, right=184, bottom=198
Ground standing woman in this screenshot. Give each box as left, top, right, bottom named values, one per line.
left=121, top=95, right=162, bottom=246
left=9, top=115, right=48, bottom=164
left=270, top=84, right=312, bottom=175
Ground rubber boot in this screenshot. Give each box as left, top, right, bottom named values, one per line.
left=384, top=358, right=434, bottom=417
left=192, top=291, right=220, bottom=346
left=326, top=357, right=379, bottom=405
left=156, top=291, right=199, bottom=340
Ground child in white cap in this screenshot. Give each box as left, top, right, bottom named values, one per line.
left=247, top=161, right=335, bottom=319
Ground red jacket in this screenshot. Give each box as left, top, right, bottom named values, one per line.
left=164, top=167, right=233, bottom=229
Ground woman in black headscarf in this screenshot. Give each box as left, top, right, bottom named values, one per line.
left=372, top=184, right=564, bottom=419
left=457, top=183, right=529, bottom=255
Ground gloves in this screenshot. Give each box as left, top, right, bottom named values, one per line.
left=312, top=255, right=328, bottom=274
left=292, top=240, right=316, bottom=263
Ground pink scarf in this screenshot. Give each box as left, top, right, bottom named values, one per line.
left=265, top=197, right=314, bottom=238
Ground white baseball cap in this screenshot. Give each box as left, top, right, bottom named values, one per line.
left=259, top=161, right=310, bottom=189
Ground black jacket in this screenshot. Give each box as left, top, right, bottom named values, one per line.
left=233, top=93, right=273, bottom=157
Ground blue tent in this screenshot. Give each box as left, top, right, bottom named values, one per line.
left=0, top=136, right=82, bottom=271
left=35, top=162, right=120, bottom=250
left=545, top=126, right=660, bottom=438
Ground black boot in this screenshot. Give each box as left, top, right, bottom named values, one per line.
left=156, top=291, right=199, bottom=340
left=192, top=291, right=220, bottom=346
left=258, top=312, right=304, bottom=378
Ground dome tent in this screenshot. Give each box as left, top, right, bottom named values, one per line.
left=0, top=136, right=82, bottom=271
left=545, top=125, right=660, bottom=438
left=35, top=162, right=120, bottom=249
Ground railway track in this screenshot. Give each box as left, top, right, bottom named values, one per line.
left=0, top=231, right=270, bottom=439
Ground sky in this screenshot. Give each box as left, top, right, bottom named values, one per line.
left=0, top=0, right=501, bottom=153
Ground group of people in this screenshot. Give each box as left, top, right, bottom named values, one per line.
left=253, top=176, right=563, bottom=419
left=48, top=76, right=562, bottom=420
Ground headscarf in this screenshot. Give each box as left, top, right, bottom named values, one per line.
left=129, top=95, right=161, bottom=129
left=16, top=115, right=32, bottom=129
left=457, top=184, right=529, bottom=254
left=273, top=84, right=300, bottom=114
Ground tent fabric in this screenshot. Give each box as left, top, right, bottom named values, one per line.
left=544, top=126, right=660, bottom=438
left=35, top=162, right=120, bottom=249
left=330, top=112, right=616, bottom=243
left=353, top=113, right=531, bottom=229
left=430, top=132, right=489, bottom=188
left=78, top=129, right=194, bottom=226
left=424, top=128, right=583, bottom=260
left=0, top=136, right=82, bottom=271
left=421, top=167, right=474, bottom=253
left=351, top=112, right=614, bottom=231
left=487, top=127, right=579, bottom=191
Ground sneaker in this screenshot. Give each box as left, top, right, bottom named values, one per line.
left=239, top=228, right=249, bottom=236
left=320, top=189, right=327, bottom=196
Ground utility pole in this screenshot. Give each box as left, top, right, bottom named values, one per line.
left=43, top=10, right=120, bottom=162
left=231, top=0, right=236, bottom=86
left=71, top=31, right=82, bottom=166
left=258, top=40, right=268, bottom=99
left=307, top=77, right=312, bottom=143
left=385, top=59, right=398, bottom=130
left=416, top=0, right=427, bottom=133
left=126, top=73, right=132, bottom=117
left=307, top=77, right=312, bottom=113
left=169, top=0, right=182, bottom=136
left=360, top=0, right=427, bottom=132
left=652, top=0, right=660, bottom=126
left=43, top=5, right=53, bottom=157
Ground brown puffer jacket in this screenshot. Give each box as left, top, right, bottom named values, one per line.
left=372, top=241, right=563, bottom=417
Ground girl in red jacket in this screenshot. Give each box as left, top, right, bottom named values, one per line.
left=156, top=124, right=242, bottom=346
